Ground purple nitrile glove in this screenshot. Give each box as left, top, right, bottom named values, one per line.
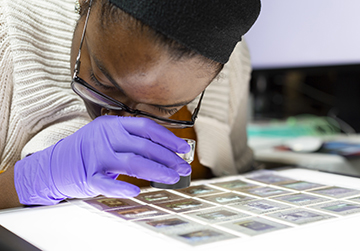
left=14, top=116, right=191, bottom=205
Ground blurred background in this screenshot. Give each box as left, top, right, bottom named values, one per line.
left=244, top=0, right=360, bottom=134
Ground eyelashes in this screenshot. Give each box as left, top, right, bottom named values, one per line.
left=155, top=106, right=179, bottom=116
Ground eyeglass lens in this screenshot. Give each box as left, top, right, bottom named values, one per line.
left=72, top=80, right=123, bottom=110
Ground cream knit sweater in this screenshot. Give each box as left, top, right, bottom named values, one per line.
left=188, top=42, right=254, bottom=176
left=0, top=0, right=253, bottom=176
left=0, top=0, right=91, bottom=172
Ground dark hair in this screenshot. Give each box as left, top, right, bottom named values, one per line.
left=80, top=0, right=223, bottom=75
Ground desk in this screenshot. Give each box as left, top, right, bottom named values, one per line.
left=0, top=168, right=359, bottom=251
left=249, top=134, right=360, bottom=177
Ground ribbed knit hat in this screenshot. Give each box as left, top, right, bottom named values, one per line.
left=109, top=0, right=261, bottom=64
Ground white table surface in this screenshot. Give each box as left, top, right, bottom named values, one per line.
left=1, top=168, right=359, bottom=251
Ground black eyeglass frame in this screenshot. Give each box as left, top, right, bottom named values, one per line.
left=71, top=0, right=205, bottom=128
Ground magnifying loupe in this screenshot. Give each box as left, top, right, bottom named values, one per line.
left=150, top=138, right=195, bottom=189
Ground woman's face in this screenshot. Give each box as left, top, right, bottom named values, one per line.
left=70, top=4, right=217, bottom=119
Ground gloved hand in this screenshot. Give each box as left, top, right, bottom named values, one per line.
left=14, top=116, right=191, bottom=205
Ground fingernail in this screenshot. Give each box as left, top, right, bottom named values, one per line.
left=178, top=142, right=190, bottom=153
left=163, top=174, right=180, bottom=184
left=178, top=163, right=192, bottom=176
left=122, top=186, right=140, bottom=198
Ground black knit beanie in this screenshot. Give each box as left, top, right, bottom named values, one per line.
left=108, top=0, right=261, bottom=64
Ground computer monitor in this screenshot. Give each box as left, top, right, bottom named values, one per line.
left=244, top=0, right=360, bottom=129
left=244, top=0, right=360, bottom=71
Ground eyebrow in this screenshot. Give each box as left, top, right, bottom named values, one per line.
left=91, top=54, right=196, bottom=108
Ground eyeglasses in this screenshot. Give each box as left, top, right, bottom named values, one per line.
left=71, top=0, right=205, bottom=129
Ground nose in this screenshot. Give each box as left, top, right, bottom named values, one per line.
left=100, top=97, right=139, bottom=117
left=100, top=107, right=138, bottom=117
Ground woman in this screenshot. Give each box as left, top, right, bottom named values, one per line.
left=0, top=0, right=260, bottom=208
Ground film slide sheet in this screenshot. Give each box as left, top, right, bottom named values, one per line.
left=184, top=207, right=251, bottom=224
left=205, top=179, right=259, bottom=191
left=164, top=226, right=238, bottom=246
left=245, top=171, right=297, bottom=185
left=154, top=198, right=216, bottom=213
left=218, top=217, right=290, bottom=236
left=107, top=205, right=170, bottom=220
left=240, top=186, right=293, bottom=198
left=77, top=169, right=360, bottom=246
left=134, top=190, right=184, bottom=204
left=175, top=185, right=225, bottom=197
left=267, top=208, right=335, bottom=225
left=199, top=192, right=257, bottom=205
left=135, top=215, right=203, bottom=233
left=272, top=193, right=330, bottom=206
left=277, top=181, right=326, bottom=191
left=83, top=197, right=142, bottom=211
left=228, top=199, right=292, bottom=214
left=308, top=186, right=360, bottom=199
left=309, top=201, right=360, bottom=216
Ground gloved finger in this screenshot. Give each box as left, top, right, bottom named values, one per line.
left=112, top=136, right=191, bottom=176
left=118, top=117, right=191, bottom=153
left=103, top=153, right=186, bottom=183
left=90, top=173, right=141, bottom=198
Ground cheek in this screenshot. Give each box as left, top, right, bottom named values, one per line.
left=83, top=100, right=103, bottom=120
left=70, top=24, right=82, bottom=73
left=70, top=41, right=77, bottom=72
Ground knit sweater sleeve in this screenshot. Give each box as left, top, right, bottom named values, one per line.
left=0, top=0, right=91, bottom=172
left=0, top=1, right=14, bottom=170
left=187, top=41, right=253, bottom=176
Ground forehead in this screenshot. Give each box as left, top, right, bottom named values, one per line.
left=82, top=6, right=215, bottom=104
